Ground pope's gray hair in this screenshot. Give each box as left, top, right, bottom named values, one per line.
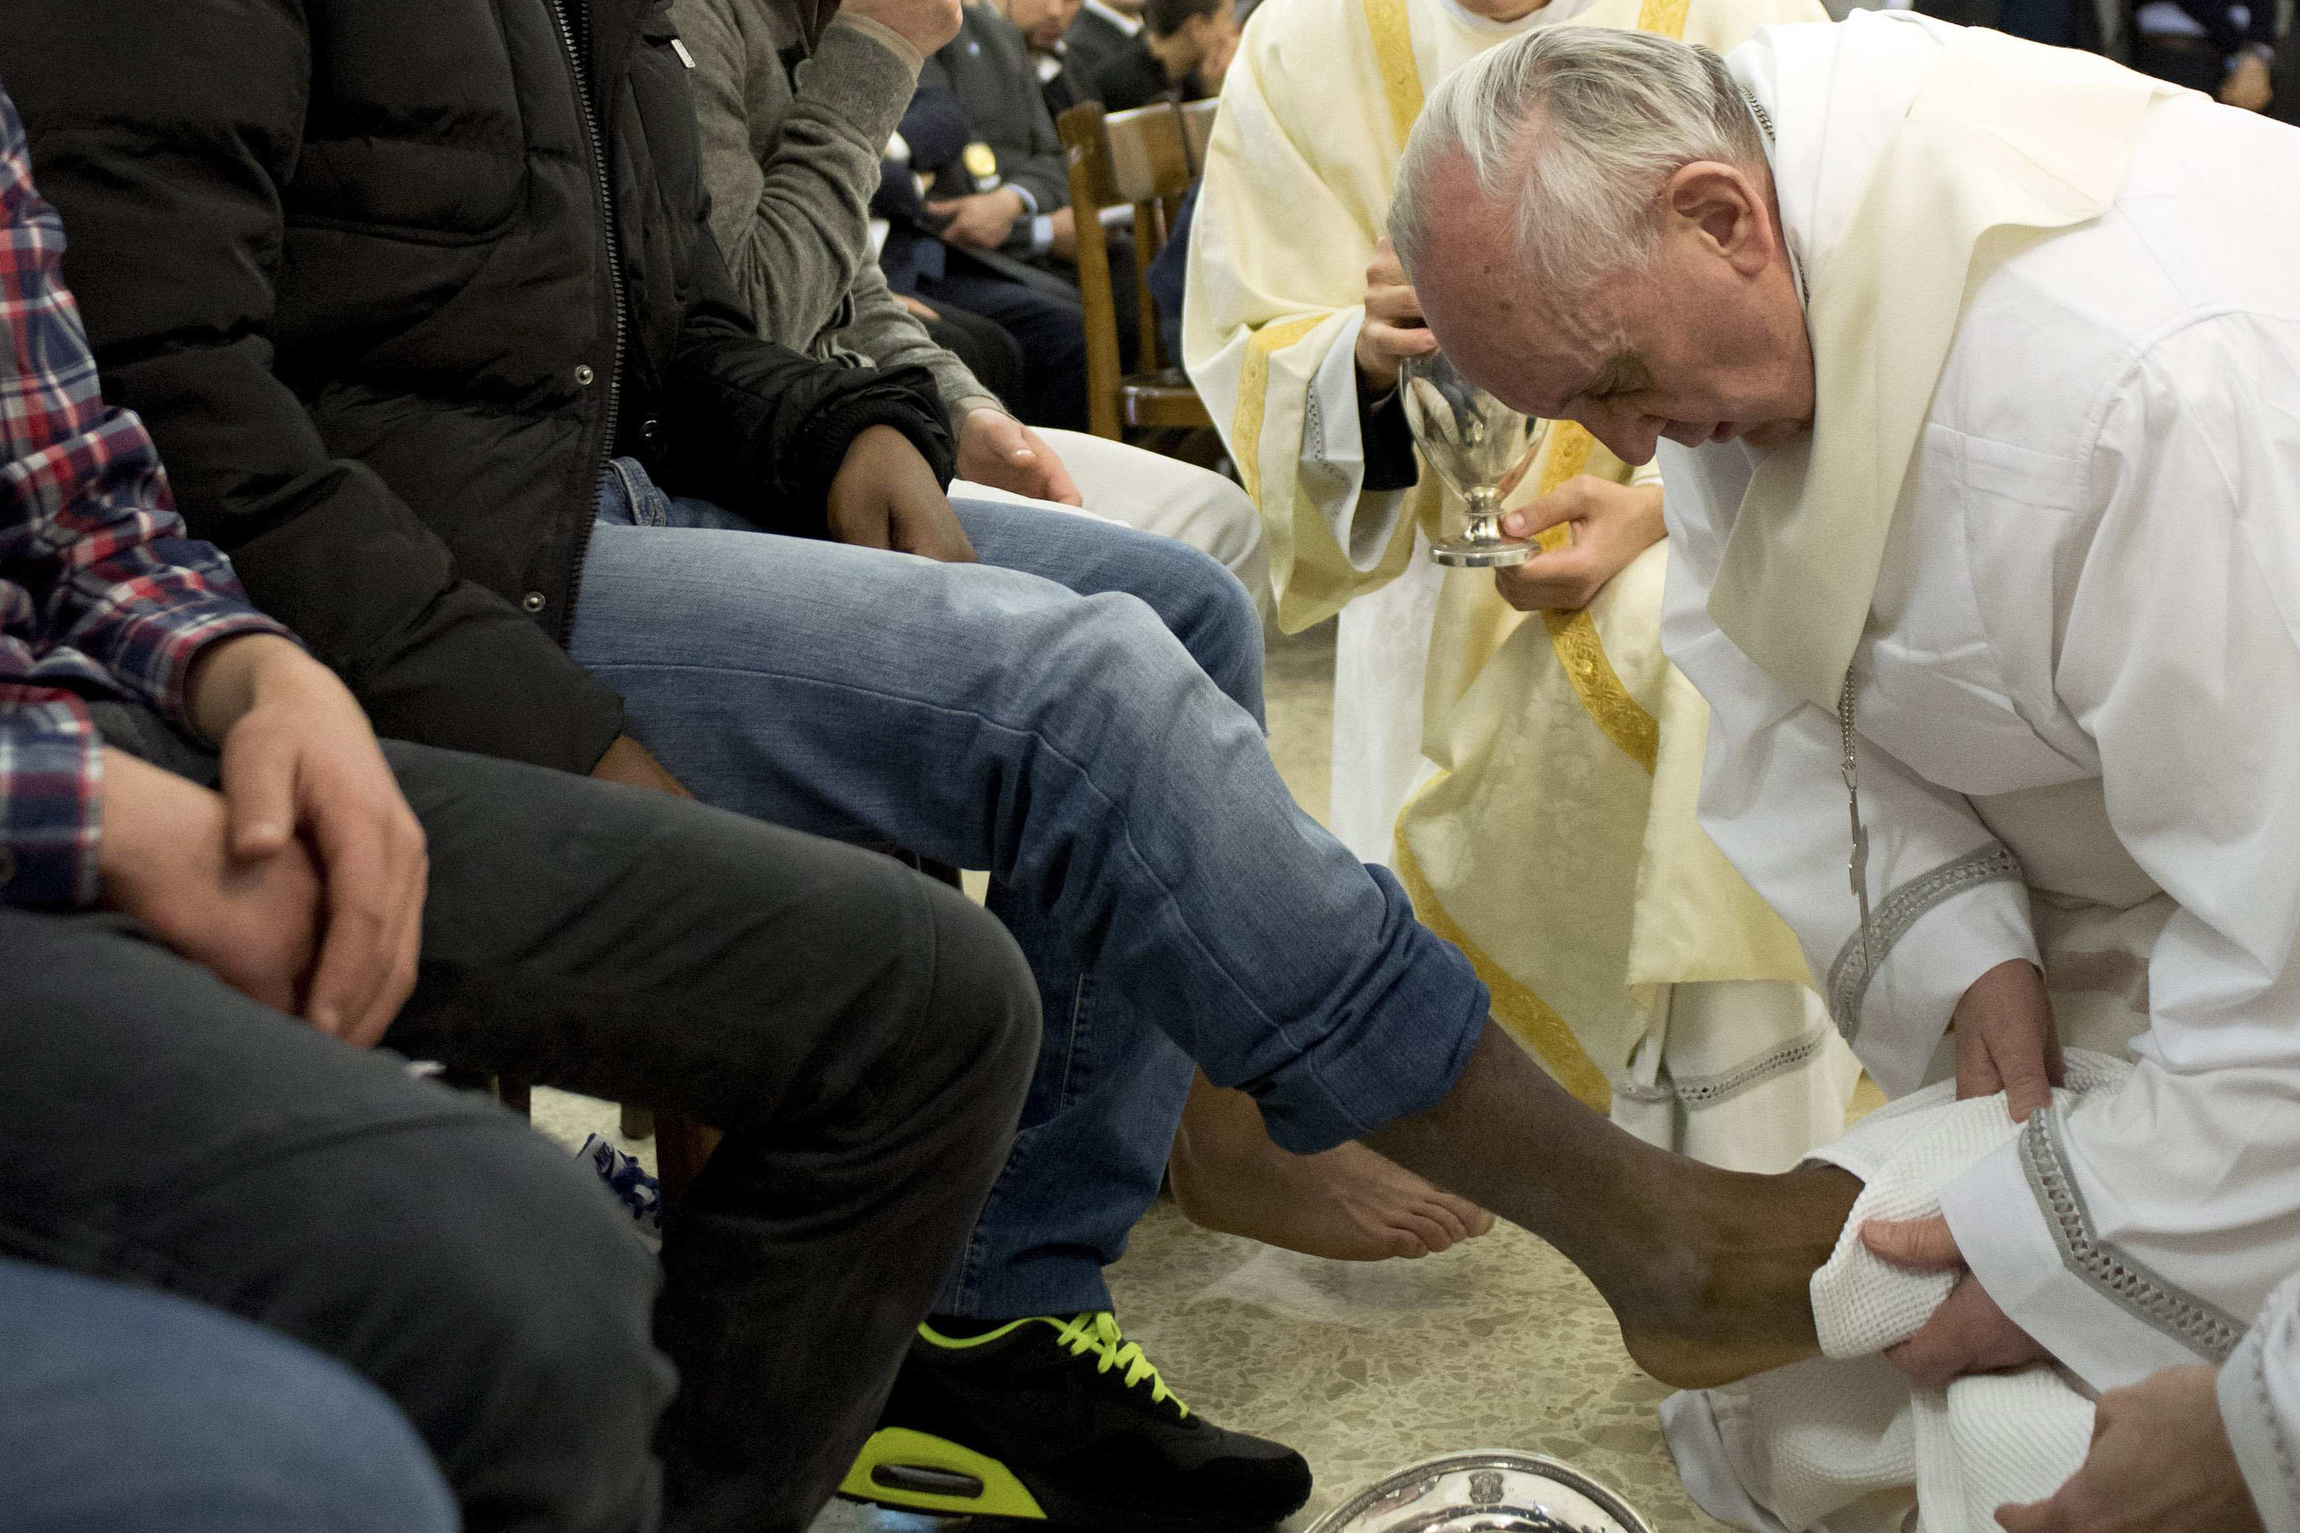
left=1389, top=26, right=1767, bottom=295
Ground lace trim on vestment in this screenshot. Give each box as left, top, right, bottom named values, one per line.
left=2018, top=1105, right=2248, bottom=1363
left=1612, top=1024, right=1832, bottom=1108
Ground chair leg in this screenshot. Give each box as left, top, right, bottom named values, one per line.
left=655, top=1114, right=722, bottom=1209
left=496, top=1077, right=533, bottom=1119
left=620, top=1103, right=657, bottom=1141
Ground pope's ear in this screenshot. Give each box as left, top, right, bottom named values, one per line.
left=1663, top=161, right=1773, bottom=277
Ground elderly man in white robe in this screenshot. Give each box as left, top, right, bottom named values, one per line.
left=1389, top=3, right=2300, bottom=1435
left=1182, top=0, right=1860, bottom=1217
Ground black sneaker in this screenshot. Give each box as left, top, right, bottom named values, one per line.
left=839, top=1311, right=1312, bottom=1533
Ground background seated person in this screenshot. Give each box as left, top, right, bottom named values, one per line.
left=1088, top=0, right=1238, bottom=110
left=873, top=82, right=1097, bottom=429
left=1064, top=0, right=1147, bottom=83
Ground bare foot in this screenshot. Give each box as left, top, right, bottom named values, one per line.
left=1605, top=1163, right=1861, bottom=1388
left=1362, top=1023, right=1862, bottom=1389
left=1169, top=1074, right=1497, bottom=1260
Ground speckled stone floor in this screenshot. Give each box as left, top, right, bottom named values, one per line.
left=532, top=616, right=1731, bottom=1533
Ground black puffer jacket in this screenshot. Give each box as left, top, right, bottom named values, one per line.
left=3, top=0, right=953, bottom=773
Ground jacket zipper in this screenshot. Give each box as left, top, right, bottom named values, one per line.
left=548, top=0, right=627, bottom=645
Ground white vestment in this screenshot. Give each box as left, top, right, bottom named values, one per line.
left=1184, top=0, right=1856, bottom=1169
left=1665, top=11, right=2300, bottom=1392
left=2227, top=1271, right=2300, bottom=1533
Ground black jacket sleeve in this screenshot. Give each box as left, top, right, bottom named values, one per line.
left=652, top=234, right=957, bottom=537
left=1, top=0, right=627, bottom=775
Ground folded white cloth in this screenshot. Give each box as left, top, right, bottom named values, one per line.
left=1663, top=1051, right=2132, bottom=1533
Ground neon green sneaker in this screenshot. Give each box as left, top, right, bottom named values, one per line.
left=840, top=1312, right=1311, bottom=1533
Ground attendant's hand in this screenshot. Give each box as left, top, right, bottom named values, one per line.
left=1490, top=478, right=1663, bottom=612
left=2222, top=53, right=2273, bottom=112
left=958, top=408, right=1084, bottom=505
left=1355, top=237, right=1437, bottom=394
left=928, top=188, right=1027, bottom=250
left=1955, top=958, right=2062, bottom=1122
left=1861, top=1215, right=2049, bottom=1386
left=828, top=423, right=978, bottom=561
left=1997, top=1364, right=2264, bottom=1533
left=97, top=745, right=325, bottom=1020
left=845, top=0, right=966, bottom=55
left=590, top=735, right=693, bottom=798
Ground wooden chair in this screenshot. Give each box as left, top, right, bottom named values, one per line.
left=1056, top=101, right=1211, bottom=439
left=1178, top=97, right=1219, bottom=176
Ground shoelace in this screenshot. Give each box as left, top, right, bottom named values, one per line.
left=1048, top=1312, right=1189, bottom=1417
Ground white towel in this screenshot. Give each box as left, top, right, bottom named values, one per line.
left=1662, top=1051, right=2131, bottom=1533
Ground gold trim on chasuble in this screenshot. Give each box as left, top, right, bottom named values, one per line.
left=1232, top=314, right=1327, bottom=508
left=1366, top=0, right=1680, bottom=1108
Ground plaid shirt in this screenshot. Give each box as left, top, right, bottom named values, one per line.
left=0, top=89, right=291, bottom=908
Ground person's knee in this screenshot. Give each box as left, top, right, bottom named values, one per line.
left=205, top=1334, right=461, bottom=1533
left=312, top=1119, right=673, bottom=1525
left=917, top=882, right=1041, bottom=1141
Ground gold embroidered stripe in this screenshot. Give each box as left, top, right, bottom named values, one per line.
left=1362, top=0, right=1424, bottom=149
left=1395, top=835, right=1614, bottom=1112
left=1231, top=315, right=1327, bottom=509
left=1634, top=0, right=1692, bottom=38
left=1533, top=424, right=1662, bottom=774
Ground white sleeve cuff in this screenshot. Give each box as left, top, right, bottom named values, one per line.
left=1028, top=213, right=1054, bottom=255
left=1941, top=1133, right=2224, bottom=1393
left=2222, top=1303, right=2300, bottom=1533
left=1854, top=875, right=2037, bottom=1096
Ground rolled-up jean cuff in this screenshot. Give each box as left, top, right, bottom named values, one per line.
left=1251, top=905, right=1489, bottom=1152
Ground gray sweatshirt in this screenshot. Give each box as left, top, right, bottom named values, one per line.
left=671, top=0, right=998, bottom=423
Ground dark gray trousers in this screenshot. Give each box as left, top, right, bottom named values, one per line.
left=0, top=712, right=1039, bottom=1533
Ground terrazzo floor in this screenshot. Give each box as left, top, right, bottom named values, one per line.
left=530, top=615, right=1733, bottom=1533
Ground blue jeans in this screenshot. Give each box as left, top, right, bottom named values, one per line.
left=576, top=461, right=1486, bottom=1316
left=0, top=1256, right=455, bottom=1533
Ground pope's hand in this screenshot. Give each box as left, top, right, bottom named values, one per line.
left=1996, top=1364, right=2264, bottom=1533
left=1356, top=237, right=1438, bottom=394
left=958, top=408, right=1084, bottom=506
left=1862, top=1215, right=2049, bottom=1386
left=1955, top=958, right=2063, bottom=1122
left=1490, top=477, right=1664, bottom=612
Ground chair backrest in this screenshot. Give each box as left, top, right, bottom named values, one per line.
left=1059, top=100, right=1194, bottom=435
left=1178, top=98, right=1219, bottom=176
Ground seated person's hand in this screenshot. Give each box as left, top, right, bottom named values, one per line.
left=897, top=293, right=943, bottom=321
left=100, top=633, right=428, bottom=1046
left=1860, top=1214, right=2049, bottom=1386
left=2222, top=52, right=2273, bottom=112
left=928, top=188, right=1026, bottom=250
left=1047, top=204, right=1078, bottom=261
left=1996, top=1364, right=2264, bottom=1533
left=1490, top=477, right=1664, bottom=612
left=958, top=407, right=1084, bottom=506
left=98, top=745, right=324, bottom=1022
left=1954, top=957, right=2063, bottom=1122
left=1355, top=236, right=1439, bottom=394
left=845, top=0, right=965, bottom=57
left=828, top=424, right=979, bottom=562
